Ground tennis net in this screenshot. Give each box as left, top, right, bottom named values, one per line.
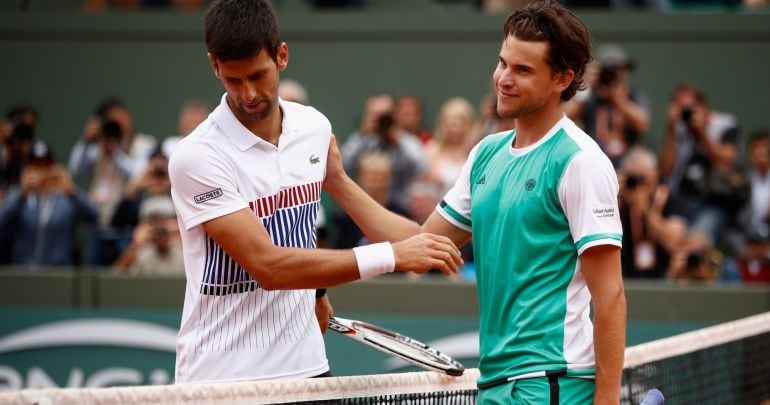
left=2, top=312, right=768, bottom=404
left=623, top=311, right=770, bottom=404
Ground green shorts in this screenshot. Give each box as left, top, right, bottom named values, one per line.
left=477, top=376, right=594, bottom=405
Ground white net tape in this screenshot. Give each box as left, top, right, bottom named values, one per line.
left=0, top=369, right=481, bottom=405
left=623, top=311, right=770, bottom=368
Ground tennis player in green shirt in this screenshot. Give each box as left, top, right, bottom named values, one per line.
left=324, top=1, right=626, bottom=403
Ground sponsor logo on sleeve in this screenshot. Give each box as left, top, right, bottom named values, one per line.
left=194, top=188, right=223, bottom=204
left=593, top=207, right=616, bottom=218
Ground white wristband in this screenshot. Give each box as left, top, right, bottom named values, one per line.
left=353, top=242, right=396, bottom=280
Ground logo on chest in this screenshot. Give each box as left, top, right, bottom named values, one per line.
left=525, top=178, right=536, bottom=191
left=309, top=154, right=320, bottom=165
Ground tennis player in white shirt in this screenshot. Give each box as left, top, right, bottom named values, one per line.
left=169, top=0, right=462, bottom=384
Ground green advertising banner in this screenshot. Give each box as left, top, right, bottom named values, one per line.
left=0, top=307, right=483, bottom=389
left=0, top=304, right=714, bottom=390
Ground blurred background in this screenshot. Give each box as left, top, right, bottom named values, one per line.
left=0, top=0, right=769, bottom=392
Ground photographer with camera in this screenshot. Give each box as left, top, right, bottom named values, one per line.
left=113, top=194, right=183, bottom=276
left=111, top=148, right=171, bottom=232
left=566, top=43, right=650, bottom=167
left=68, top=97, right=157, bottom=266
left=660, top=83, right=746, bottom=256
left=0, top=140, right=99, bottom=268
left=342, top=93, right=426, bottom=207
left=618, top=147, right=687, bottom=279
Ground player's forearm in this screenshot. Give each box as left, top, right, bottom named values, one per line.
left=592, top=289, right=626, bottom=405
left=252, top=247, right=362, bottom=290
left=327, top=175, right=420, bottom=242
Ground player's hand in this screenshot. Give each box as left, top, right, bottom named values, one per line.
left=315, top=295, right=333, bottom=333
left=322, top=134, right=349, bottom=195
left=392, top=233, right=463, bottom=276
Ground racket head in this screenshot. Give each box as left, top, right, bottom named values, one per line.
left=328, top=316, right=465, bottom=376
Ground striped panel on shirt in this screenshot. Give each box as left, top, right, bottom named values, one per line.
left=198, top=181, right=322, bottom=296
left=195, top=181, right=322, bottom=352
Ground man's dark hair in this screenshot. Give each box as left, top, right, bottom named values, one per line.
left=204, top=0, right=281, bottom=62
left=670, top=83, right=708, bottom=106
left=95, top=96, right=126, bottom=120
left=748, top=128, right=770, bottom=146
left=5, top=105, right=39, bottom=125
left=502, top=1, right=591, bottom=102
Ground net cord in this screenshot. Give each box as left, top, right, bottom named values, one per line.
left=624, top=311, right=770, bottom=368
left=0, top=369, right=481, bottom=405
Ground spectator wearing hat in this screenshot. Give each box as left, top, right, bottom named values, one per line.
left=566, top=43, right=651, bottom=167
left=0, top=140, right=99, bottom=268
left=113, top=195, right=184, bottom=276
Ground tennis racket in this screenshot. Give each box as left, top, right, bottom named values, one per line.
left=328, top=316, right=465, bottom=376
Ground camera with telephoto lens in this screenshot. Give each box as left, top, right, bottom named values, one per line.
left=685, top=251, right=704, bottom=272
left=598, top=67, right=619, bottom=88
left=101, top=120, right=122, bottom=141
left=375, top=114, right=395, bottom=134
left=681, top=106, right=695, bottom=124
left=625, top=173, right=642, bottom=190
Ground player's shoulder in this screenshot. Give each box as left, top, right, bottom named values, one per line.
left=169, top=119, right=223, bottom=169
left=474, top=129, right=514, bottom=156
left=554, top=118, right=615, bottom=174
left=559, top=117, right=607, bottom=158
left=481, top=129, right=514, bottom=147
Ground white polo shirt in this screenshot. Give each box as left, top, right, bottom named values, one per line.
left=169, top=94, right=331, bottom=384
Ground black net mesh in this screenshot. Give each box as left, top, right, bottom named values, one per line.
left=293, top=389, right=478, bottom=404
left=622, top=330, right=770, bottom=405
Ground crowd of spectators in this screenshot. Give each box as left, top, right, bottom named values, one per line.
left=1, top=45, right=768, bottom=284
left=0, top=96, right=210, bottom=276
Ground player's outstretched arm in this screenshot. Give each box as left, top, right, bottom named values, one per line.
left=202, top=208, right=462, bottom=290
left=324, top=134, right=472, bottom=250
left=323, top=134, right=421, bottom=243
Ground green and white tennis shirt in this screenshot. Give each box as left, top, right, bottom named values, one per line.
left=437, top=116, right=622, bottom=386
